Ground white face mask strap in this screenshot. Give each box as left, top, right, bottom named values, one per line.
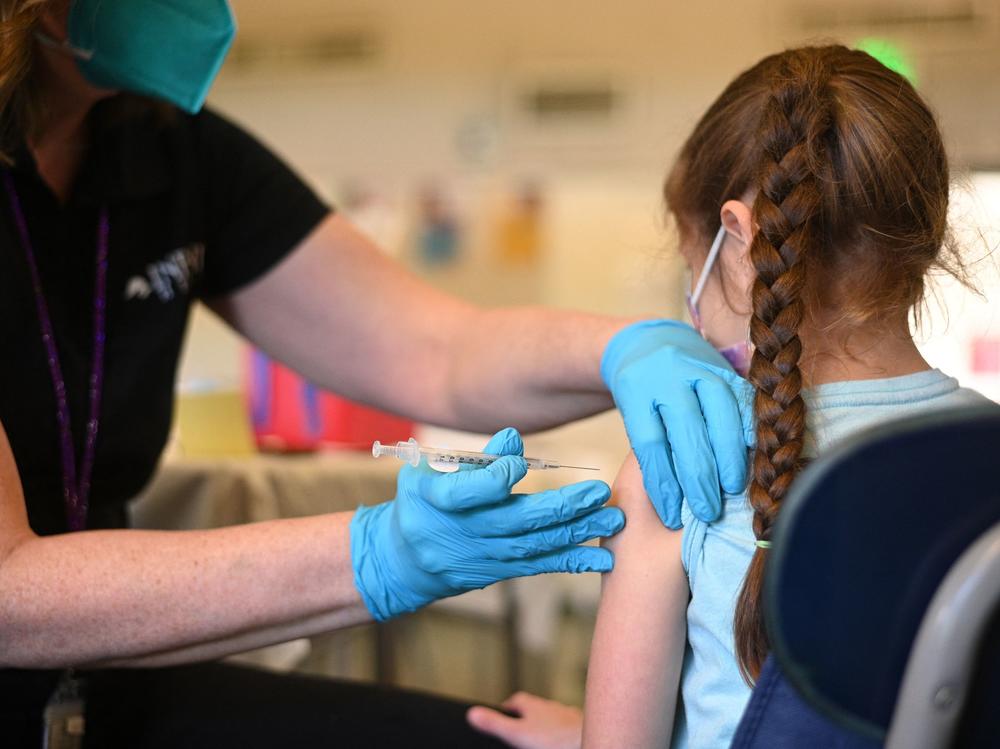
left=690, top=224, right=728, bottom=308
left=35, top=32, right=95, bottom=61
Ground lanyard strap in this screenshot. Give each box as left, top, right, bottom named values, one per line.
left=3, top=171, right=108, bottom=532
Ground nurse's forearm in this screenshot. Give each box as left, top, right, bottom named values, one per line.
left=444, top=306, right=640, bottom=432
left=0, top=512, right=370, bottom=669
left=99, top=607, right=355, bottom=668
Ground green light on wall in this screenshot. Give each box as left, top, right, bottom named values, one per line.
left=856, top=38, right=917, bottom=84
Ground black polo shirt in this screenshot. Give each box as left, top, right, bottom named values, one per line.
left=0, top=96, right=330, bottom=536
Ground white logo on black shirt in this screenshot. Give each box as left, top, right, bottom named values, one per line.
left=125, top=243, right=205, bottom=302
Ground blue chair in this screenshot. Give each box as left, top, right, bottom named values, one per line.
left=731, top=403, right=1000, bottom=749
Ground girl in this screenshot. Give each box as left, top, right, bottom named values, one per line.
left=469, top=44, right=992, bottom=749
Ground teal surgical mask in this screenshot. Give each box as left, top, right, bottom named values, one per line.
left=41, top=0, right=236, bottom=114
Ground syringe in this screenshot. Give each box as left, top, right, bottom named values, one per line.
left=372, top=438, right=598, bottom=471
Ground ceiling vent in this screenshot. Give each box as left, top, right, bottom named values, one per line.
left=793, top=0, right=989, bottom=31
left=780, top=0, right=999, bottom=57
left=500, top=61, right=644, bottom=167
left=226, top=27, right=382, bottom=72
left=522, top=84, right=619, bottom=120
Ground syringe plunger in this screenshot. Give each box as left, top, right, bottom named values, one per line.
left=372, top=438, right=422, bottom=467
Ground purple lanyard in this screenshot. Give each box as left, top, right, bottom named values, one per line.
left=3, top=171, right=108, bottom=532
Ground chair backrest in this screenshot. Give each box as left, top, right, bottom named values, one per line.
left=763, top=403, right=1000, bottom=743
left=886, top=520, right=1000, bottom=749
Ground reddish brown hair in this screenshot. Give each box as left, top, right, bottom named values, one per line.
left=0, top=0, right=47, bottom=162
left=0, top=0, right=174, bottom=163
left=664, top=45, right=956, bottom=682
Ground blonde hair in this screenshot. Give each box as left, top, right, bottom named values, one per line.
left=0, top=0, right=48, bottom=163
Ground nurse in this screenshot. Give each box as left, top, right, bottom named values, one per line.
left=0, top=1, right=750, bottom=745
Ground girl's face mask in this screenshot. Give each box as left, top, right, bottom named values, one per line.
left=685, top=224, right=753, bottom=377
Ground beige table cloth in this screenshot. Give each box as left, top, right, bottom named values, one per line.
left=130, top=451, right=400, bottom=531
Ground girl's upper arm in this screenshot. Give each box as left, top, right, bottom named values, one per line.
left=582, top=453, right=690, bottom=749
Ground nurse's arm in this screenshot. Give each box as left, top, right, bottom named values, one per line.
left=0, top=420, right=373, bottom=669
left=210, top=213, right=630, bottom=432
left=582, top=453, right=688, bottom=749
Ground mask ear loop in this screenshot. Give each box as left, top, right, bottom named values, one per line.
left=35, top=32, right=94, bottom=61
left=689, top=224, right=728, bottom=309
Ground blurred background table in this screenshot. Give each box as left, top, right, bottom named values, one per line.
left=131, top=451, right=398, bottom=532
left=128, top=448, right=602, bottom=704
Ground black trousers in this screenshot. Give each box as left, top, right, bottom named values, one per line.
left=2, top=663, right=509, bottom=748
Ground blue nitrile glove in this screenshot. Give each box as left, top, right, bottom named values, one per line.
left=350, top=428, right=625, bottom=621
left=601, top=319, right=755, bottom=529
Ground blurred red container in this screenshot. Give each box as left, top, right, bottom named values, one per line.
left=246, top=350, right=413, bottom=452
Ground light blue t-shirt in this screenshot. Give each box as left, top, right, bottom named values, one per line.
left=670, top=369, right=991, bottom=749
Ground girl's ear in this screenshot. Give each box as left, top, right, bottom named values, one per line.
left=719, top=199, right=756, bottom=300
left=720, top=199, right=753, bottom=247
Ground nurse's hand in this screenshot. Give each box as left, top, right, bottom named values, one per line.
left=350, top=428, right=625, bottom=621
left=467, top=693, right=582, bottom=749
left=601, top=319, right=754, bottom=529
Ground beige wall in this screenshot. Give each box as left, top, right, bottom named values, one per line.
left=178, top=0, right=1000, bottom=410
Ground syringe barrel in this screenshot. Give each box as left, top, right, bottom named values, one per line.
left=426, top=448, right=499, bottom=467
left=373, top=439, right=565, bottom=471
left=424, top=450, right=557, bottom=470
